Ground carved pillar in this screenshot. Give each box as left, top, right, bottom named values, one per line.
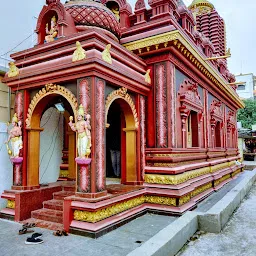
left=155, top=63, right=168, bottom=148
left=179, top=106, right=189, bottom=148
left=210, top=118, right=216, bottom=148
left=94, top=78, right=106, bottom=192
left=77, top=77, right=106, bottom=197
left=139, top=95, right=146, bottom=180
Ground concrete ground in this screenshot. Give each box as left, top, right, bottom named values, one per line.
left=0, top=213, right=177, bottom=256
left=178, top=182, right=256, bottom=256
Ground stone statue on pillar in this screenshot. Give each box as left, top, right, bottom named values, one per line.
left=69, top=104, right=91, bottom=158
left=5, top=113, right=23, bottom=158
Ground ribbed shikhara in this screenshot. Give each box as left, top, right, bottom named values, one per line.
left=196, top=10, right=226, bottom=57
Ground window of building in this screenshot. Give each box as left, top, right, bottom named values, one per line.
left=187, top=110, right=199, bottom=147
left=237, top=84, right=245, bottom=90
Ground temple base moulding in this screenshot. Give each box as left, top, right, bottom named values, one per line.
left=11, top=185, right=41, bottom=191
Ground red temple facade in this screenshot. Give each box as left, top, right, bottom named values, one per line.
left=0, top=0, right=244, bottom=237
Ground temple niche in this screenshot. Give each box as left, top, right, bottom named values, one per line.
left=1, top=0, right=244, bottom=238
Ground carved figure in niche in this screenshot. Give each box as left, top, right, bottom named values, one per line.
left=111, top=7, right=120, bottom=21
left=72, top=41, right=86, bottom=62
left=7, top=62, right=19, bottom=78
left=145, top=69, right=151, bottom=84
left=102, top=44, right=112, bottom=64
left=69, top=104, right=91, bottom=158
left=5, top=113, right=23, bottom=158
left=45, top=16, right=58, bottom=43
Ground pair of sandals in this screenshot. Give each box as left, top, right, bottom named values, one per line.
left=19, top=223, right=36, bottom=235
left=53, top=230, right=68, bottom=236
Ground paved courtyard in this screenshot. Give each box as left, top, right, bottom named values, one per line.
left=0, top=213, right=176, bottom=256
left=179, top=182, right=256, bottom=256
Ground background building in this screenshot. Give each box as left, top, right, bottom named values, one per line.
left=0, top=61, right=12, bottom=210
left=235, top=73, right=256, bottom=99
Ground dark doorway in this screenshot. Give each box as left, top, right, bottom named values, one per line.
left=106, top=101, right=121, bottom=178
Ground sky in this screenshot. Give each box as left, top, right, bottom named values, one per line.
left=0, top=0, right=255, bottom=76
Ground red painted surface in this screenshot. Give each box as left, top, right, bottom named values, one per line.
left=1, top=0, right=243, bottom=235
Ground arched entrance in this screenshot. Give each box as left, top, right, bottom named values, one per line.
left=26, top=84, right=78, bottom=186
left=105, top=87, right=139, bottom=184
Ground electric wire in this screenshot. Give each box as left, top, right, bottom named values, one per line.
left=0, top=32, right=36, bottom=57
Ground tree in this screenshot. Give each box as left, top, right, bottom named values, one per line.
left=237, top=99, right=256, bottom=129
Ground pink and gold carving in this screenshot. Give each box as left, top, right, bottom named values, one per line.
left=156, top=64, right=167, bottom=148
left=76, top=158, right=91, bottom=192
left=96, top=79, right=105, bottom=191
left=105, top=87, right=139, bottom=128
left=79, top=79, right=91, bottom=114
left=140, top=95, right=146, bottom=179
left=14, top=92, right=24, bottom=123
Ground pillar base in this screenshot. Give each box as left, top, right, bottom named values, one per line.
left=10, top=157, right=23, bottom=187
left=75, top=190, right=108, bottom=199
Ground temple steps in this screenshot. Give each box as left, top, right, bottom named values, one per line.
left=27, top=183, right=75, bottom=227
left=43, top=199, right=63, bottom=211
left=31, top=208, right=63, bottom=223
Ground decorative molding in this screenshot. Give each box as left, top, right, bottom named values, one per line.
left=144, top=167, right=211, bottom=185
left=59, top=169, right=69, bottom=178
left=210, top=99, right=223, bottom=122
left=73, top=195, right=178, bottom=223
left=178, top=79, right=203, bottom=112
left=25, top=84, right=78, bottom=128
left=105, top=87, right=139, bottom=129
left=122, top=30, right=244, bottom=109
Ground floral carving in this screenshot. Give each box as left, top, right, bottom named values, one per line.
left=26, top=84, right=78, bottom=128
left=178, top=79, right=203, bottom=111
left=105, top=87, right=139, bottom=129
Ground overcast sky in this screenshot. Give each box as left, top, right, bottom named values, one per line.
left=0, top=0, right=255, bottom=76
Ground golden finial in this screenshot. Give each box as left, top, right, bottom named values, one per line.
left=145, top=69, right=151, bottom=84
left=7, top=62, right=19, bottom=78
left=72, top=41, right=86, bottom=62
left=102, top=44, right=112, bottom=64
left=78, top=104, right=85, bottom=117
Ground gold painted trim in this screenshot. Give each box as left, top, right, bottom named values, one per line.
left=122, top=30, right=244, bottom=108
left=26, top=84, right=78, bottom=128
left=105, top=87, right=139, bottom=129
left=7, top=200, right=15, bottom=209
left=73, top=195, right=177, bottom=223
left=145, top=167, right=211, bottom=185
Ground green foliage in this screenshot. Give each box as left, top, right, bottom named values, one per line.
left=237, top=99, right=256, bottom=129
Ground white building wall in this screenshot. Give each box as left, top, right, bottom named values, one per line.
left=0, top=122, right=13, bottom=210
left=236, top=73, right=254, bottom=99
left=39, top=107, right=63, bottom=184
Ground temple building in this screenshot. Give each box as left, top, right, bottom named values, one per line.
left=0, top=0, right=244, bottom=237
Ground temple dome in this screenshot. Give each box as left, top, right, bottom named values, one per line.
left=188, top=0, right=214, bottom=15
left=64, top=0, right=121, bottom=38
